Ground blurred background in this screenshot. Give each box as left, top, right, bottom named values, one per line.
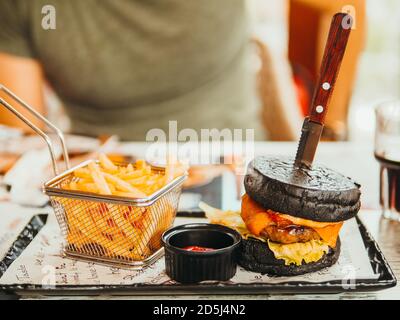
left=249, top=0, right=400, bottom=142
left=46, top=0, right=400, bottom=142
left=0, top=0, right=399, bottom=143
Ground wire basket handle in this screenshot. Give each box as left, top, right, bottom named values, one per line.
left=0, top=85, right=70, bottom=176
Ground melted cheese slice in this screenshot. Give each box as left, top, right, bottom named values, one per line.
left=241, top=194, right=342, bottom=248
left=313, top=223, right=342, bottom=247
left=268, top=240, right=330, bottom=266
left=200, top=201, right=338, bottom=265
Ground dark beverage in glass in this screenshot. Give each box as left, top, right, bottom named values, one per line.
left=375, top=154, right=400, bottom=218
left=375, top=102, right=400, bottom=221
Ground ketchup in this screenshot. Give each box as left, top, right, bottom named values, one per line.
left=183, top=246, right=215, bottom=252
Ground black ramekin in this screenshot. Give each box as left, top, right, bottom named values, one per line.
left=162, top=224, right=242, bottom=284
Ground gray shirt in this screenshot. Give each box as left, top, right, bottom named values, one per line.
left=0, top=0, right=264, bottom=140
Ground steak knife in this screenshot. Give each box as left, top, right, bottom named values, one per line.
left=294, top=13, right=353, bottom=168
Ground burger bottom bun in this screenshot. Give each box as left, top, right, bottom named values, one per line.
left=238, top=238, right=341, bottom=276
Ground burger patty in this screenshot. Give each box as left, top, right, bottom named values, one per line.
left=260, top=225, right=321, bottom=244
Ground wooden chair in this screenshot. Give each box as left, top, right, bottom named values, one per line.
left=253, top=37, right=303, bottom=141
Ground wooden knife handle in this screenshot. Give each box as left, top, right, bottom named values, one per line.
left=309, top=13, right=352, bottom=124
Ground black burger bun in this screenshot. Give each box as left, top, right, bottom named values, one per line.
left=244, top=157, right=361, bottom=223
left=239, top=237, right=341, bottom=276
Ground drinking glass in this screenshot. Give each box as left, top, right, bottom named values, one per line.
left=375, top=101, right=400, bottom=221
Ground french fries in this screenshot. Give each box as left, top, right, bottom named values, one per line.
left=59, top=154, right=186, bottom=261
left=87, top=162, right=112, bottom=195
left=63, top=154, right=187, bottom=198
left=62, top=199, right=175, bottom=260
left=98, top=153, right=118, bottom=173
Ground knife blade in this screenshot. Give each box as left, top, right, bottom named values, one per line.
left=294, top=13, right=353, bottom=168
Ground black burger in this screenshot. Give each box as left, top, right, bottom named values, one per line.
left=238, top=156, right=361, bottom=276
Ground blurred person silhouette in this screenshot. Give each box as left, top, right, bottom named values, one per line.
left=0, top=0, right=306, bottom=142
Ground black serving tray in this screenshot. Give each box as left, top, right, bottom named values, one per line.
left=0, top=213, right=396, bottom=297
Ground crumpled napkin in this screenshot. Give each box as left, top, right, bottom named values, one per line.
left=2, top=148, right=58, bottom=207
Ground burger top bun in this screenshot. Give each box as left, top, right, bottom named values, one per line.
left=244, top=157, right=361, bottom=223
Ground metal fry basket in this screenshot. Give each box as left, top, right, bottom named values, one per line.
left=45, top=162, right=185, bottom=268
left=0, top=85, right=186, bottom=268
